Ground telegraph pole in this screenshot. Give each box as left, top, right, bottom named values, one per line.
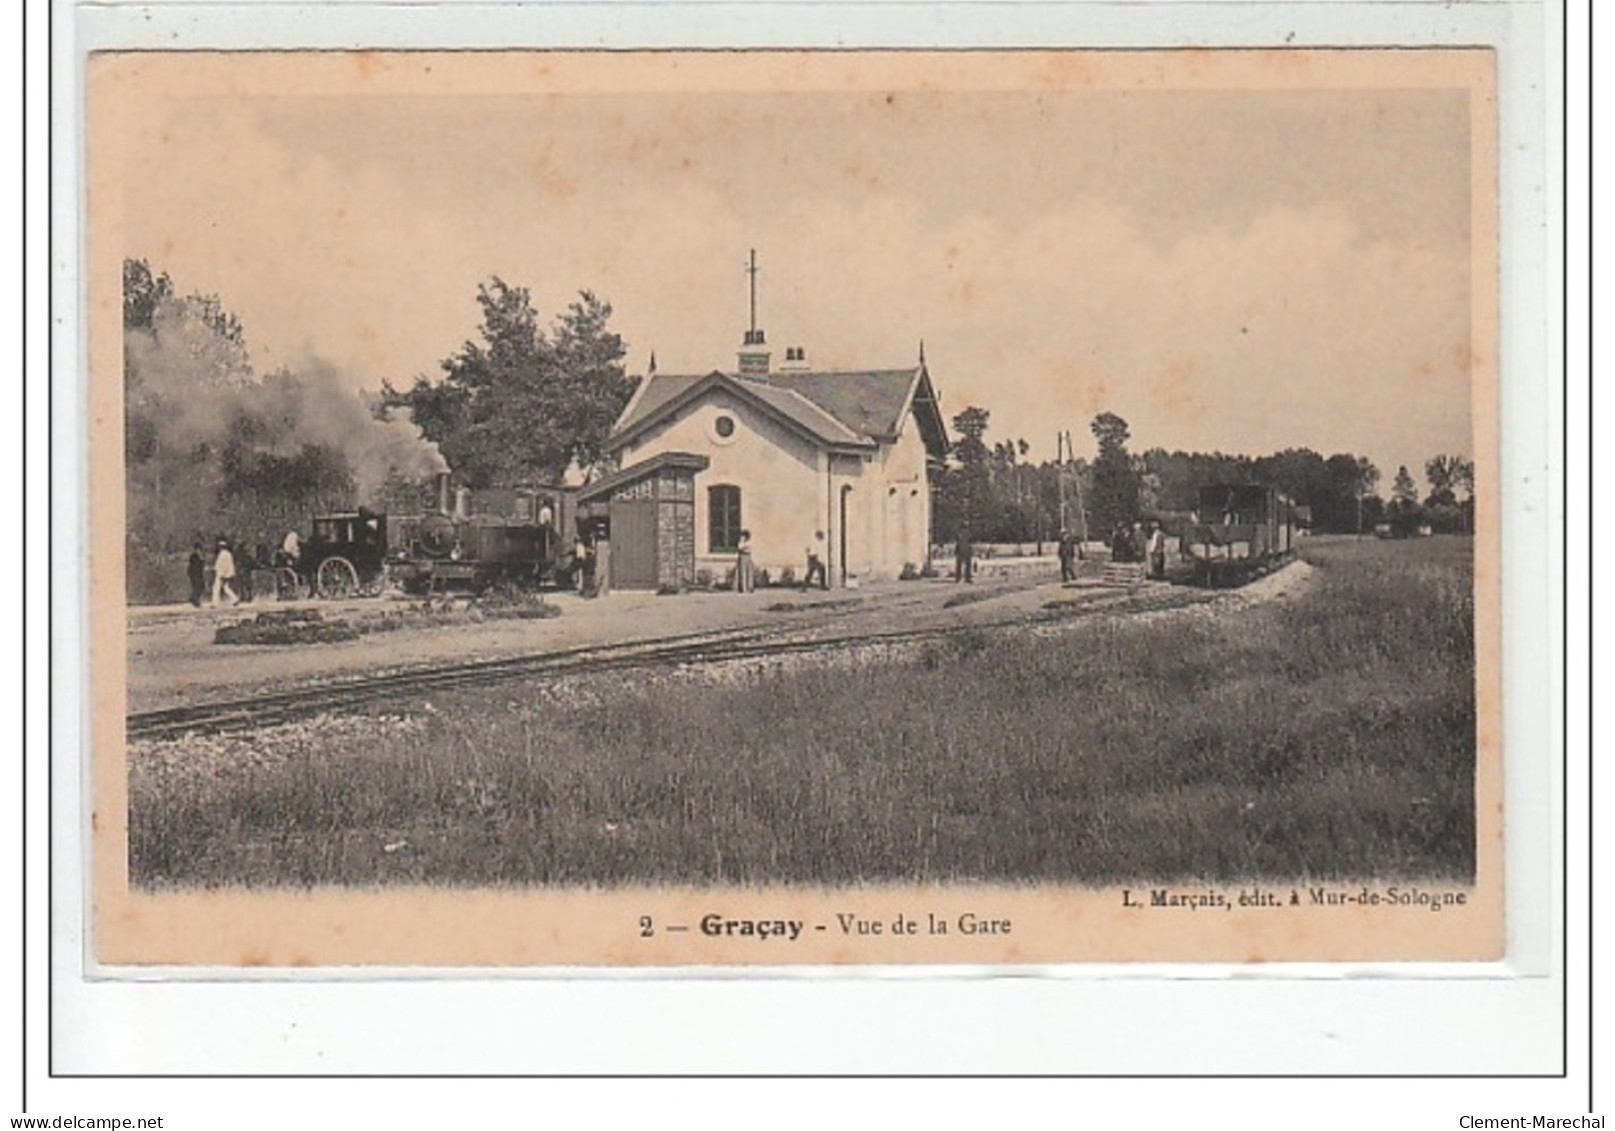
left=1057, top=431, right=1068, bottom=533
left=1065, top=430, right=1089, bottom=543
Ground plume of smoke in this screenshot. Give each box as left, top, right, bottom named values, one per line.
left=254, top=358, right=449, bottom=503
left=124, top=297, right=256, bottom=450
left=125, top=298, right=449, bottom=555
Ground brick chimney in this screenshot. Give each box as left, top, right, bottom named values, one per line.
left=738, top=327, right=771, bottom=376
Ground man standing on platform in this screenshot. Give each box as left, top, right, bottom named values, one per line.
left=802, top=531, right=828, bottom=591
left=211, top=538, right=239, bottom=607
left=1147, top=521, right=1168, bottom=580
left=186, top=541, right=207, bottom=608
left=954, top=526, right=975, bottom=584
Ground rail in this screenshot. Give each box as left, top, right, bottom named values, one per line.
left=127, top=584, right=1211, bottom=739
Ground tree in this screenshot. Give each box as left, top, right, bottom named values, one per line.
left=1386, top=464, right=1422, bottom=534
left=123, top=262, right=262, bottom=561
left=1424, top=454, right=1475, bottom=507
left=123, top=258, right=173, bottom=332
left=1130, top=446, right=1385, bottom=534
left=1423, top=453, right=1475, bottom=533
left=551, top=291, right=635, bottom=473
left=952, top=406, right=989, bottom=452
left=388, top=278, right=634, bottom=487
left=1392, top=465, right=1418, bottom=506
left=976, top=436, right=1045, bottom=542
left=1254, top=449, right=1331, bottom=510
left=931, top=406, right=991, bottom=541
left=1089, top=411, right=1140, bottom=535
left=1450, top=457, right=1475, bottom=498
left=1316, top=453, right=1380, bottom=534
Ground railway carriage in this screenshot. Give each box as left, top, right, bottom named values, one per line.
left=295, top=509, right=390, bottom=598
left=1178, top=484, right=1296, bottom=587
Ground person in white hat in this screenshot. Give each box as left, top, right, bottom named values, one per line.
left=211, top=538, right=239, bottom=607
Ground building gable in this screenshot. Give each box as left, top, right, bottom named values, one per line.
left=609, top=365, right=948, bottom=461
left=608, top=371, right=872, bottom=456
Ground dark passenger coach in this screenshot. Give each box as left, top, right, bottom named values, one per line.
left=1179, top=484, right=1296, bottom=586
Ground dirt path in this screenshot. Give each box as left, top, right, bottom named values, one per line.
left=123, top=559, right=1314, bottom=713
left=125, top=578, right=1037, bottom=712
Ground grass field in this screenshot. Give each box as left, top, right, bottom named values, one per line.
left=129, top=535, right=1477, bottom=888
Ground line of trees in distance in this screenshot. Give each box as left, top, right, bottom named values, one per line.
left=931, top=406, right=1475, bottom=546
left=125, top=254, right=1472, bottom=592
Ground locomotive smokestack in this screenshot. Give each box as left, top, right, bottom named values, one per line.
left=435, top=471, right=452, bottom=515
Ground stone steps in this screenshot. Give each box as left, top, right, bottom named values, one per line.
left=1099, top=562, right=1147, bottom=586
left=1066, top=559, right=1147, bottom=587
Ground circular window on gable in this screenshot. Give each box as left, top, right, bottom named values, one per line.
left=713, top=414, right=737, bottom=440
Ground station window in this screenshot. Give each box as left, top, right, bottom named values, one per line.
left=709, top=485, right=742, bottom=553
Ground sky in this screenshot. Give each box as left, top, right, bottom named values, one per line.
left=103, top=51, right=1487, bottom=487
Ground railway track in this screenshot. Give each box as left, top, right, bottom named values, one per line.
left=127, top=583, right=1211, bottom=740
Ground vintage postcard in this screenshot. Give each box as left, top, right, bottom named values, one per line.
left=87, top=48, right=1500, bottom=967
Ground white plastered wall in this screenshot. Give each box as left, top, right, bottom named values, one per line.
left=617, top=386, right=933, bottom=584
left=617, top=391, right=826, bottom=581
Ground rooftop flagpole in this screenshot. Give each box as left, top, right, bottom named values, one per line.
left=746, top=248, right=758, bottom=336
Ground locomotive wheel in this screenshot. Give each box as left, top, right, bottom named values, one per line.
left=315, top=556, right=359, bottom=600
left=274, top=567, right=309, bottom=602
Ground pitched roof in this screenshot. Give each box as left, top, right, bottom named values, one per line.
left=613, top=372, right=703, bottom=432
left=756, top=369, right=918, bottom=441
left=743, top=380, right=867, bottom=446
left=576, top=450, right=710, bottom=503
left=609, top=365, right=949, bottom=459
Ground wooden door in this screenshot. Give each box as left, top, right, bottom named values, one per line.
left=609, top=499, right=658, bottom=589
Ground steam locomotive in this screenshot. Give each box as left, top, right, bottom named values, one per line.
left=293, top=472, right=579, bottom=598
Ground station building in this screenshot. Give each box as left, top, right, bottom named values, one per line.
left=595, top=328, right=948, bottom=589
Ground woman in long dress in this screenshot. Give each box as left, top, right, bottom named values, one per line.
left=734, top=530, right=755, bottom=593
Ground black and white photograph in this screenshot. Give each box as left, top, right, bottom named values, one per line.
left=89, top=48, right=1501, bottom=966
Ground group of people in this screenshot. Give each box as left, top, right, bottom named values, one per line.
left=1109, top=521, right=1169, bottom=579
left=186, top=540, right=225, bottom=607
left=726, top=530, right=828, bottom=594
left=185, top=529, right=306, bottom=608
left=190, top=521, right=1173, bottom=606
left=1052, top=523, right=1171, bottom=582
left=186, top=537, right=246, bottom=608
